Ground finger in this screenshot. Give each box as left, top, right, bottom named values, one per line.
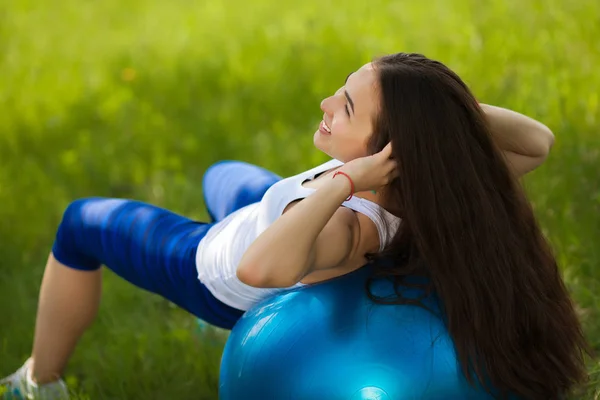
left=386, top=158, right=398, bottom=171
left=379, top=142, right=393, bottom=159
left=387, top=160, right=400, bottom=178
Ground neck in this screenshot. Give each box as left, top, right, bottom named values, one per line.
left=358, top=190, right=402, bottom=219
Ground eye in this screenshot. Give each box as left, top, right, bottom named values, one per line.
left=345, top=104, right=351, bottom=117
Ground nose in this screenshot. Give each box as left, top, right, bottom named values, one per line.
left=320, top=97, right=328, bottom=113
left=320, top=96, right=334, bottom=115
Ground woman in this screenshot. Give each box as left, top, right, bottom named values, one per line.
left=1, top=52, right=591, bottom=400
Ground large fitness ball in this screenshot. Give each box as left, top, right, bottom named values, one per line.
left=219, top=265, right=515, bottom=399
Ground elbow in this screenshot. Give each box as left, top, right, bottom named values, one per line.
left=543, top=125, right=555, bottom=154
left=236, top=264, right=269, bottom=288
left=536, top=124, right=555, bottom=159
left=236, top=263, right=298, bottom=289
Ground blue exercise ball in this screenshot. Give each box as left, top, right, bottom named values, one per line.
left=219, top=265, right=519, bottom=399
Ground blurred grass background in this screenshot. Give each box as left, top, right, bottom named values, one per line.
left=0, top=0, right=598, bottom=398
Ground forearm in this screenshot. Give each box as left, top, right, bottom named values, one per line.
left=238, top=176, right=351, bottom=287
left=481, top=104, right=555, bottom=157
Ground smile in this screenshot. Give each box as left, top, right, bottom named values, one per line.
left=319, top=120, right=332, bottom=134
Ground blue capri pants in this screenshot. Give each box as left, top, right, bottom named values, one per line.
left=51, top=161, right=282, bottom=330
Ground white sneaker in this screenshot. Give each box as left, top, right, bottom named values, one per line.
left=0, top=359, right=69, bottom=400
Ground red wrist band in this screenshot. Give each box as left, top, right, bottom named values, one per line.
left=332, top=171, right=354, bottom=201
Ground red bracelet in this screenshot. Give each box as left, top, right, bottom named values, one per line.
left=332, top=171, right=354, bottom=201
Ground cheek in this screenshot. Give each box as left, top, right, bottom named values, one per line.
left=331, top=121, right=370, bottom=160
left=331, top=118, right=350, bottom=134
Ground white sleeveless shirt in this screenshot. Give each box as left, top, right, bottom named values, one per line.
left=195, top=158, right=401, bottom=311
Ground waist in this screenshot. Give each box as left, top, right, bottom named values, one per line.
left=200, top=274, right=304, bottom=311
left=194, top=207, right=306, bottom=310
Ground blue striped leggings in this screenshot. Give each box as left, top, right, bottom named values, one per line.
left=51, top=161, right=282, bottom=330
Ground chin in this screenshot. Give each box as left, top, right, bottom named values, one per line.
left=313, top=132, right=336, bottom=159
left=313, top=130, right=327, bottom=151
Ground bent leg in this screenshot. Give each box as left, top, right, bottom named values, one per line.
left=202, top=161, right=282, bottom=222
left=32, top=197, right=243, bottom=383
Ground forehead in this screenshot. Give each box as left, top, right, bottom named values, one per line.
left=345, top=63, right=379, bottom=116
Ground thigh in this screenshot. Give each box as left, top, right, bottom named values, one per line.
left=202, top=161, right=282, bottom=222
left=52, top=198, right=243, bottom=328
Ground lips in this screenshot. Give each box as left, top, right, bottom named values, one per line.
left=319, top=120, right=332, bottom=135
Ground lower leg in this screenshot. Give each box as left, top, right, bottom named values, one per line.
left=30, top=253, right=102, bottom=384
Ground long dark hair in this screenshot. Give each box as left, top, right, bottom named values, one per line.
left=365, top=53, right=593, bottom=399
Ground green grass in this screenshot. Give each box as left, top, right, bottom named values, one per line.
left=1, top=0, right=598, bottom=398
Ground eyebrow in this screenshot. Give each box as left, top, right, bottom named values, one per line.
left=344, top=90, right=355, bottom=115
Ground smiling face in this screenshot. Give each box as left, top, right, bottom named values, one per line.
left=313, top=63, right=380, bottom=162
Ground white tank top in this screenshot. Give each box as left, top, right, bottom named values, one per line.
left=195, top=158, right=401, bottom=311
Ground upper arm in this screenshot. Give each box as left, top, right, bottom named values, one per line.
left=304, top=212, right=354, bottom=276
left=236, top=209, right=355, bottom=288
left=480, top=103, right=555, bottom=177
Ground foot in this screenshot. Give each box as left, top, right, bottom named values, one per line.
left=0, top=359, right=69, bottom=400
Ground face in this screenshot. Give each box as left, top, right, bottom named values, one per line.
left=314, top=63, right=380, bottom=162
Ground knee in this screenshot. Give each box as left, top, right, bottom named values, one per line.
left=202, top=161, right=281, bottom=193
left=53, top=197, right=116, bottom=270
left=59, top=198, right=90, bottom=232
left=56, top=197, right=131, bottom=248
left=202, top=161, right=244, bottom=188
left=59, top=197, right=114, bottom=231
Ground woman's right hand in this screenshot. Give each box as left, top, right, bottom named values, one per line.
left=336, top=143, right=399, bottom=193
